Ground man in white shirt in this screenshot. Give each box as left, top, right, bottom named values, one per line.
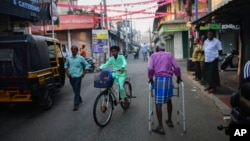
left=203, top=30, right=222, bottom=93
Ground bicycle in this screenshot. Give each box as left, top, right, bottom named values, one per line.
left=93, top=69, right=134, bottom=127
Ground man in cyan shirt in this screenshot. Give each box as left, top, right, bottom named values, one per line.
left=148, top=41, right=182, bottom=135
left=99, top=46, right=128, bottom=101
left=65, top=45, right=90, bottom=111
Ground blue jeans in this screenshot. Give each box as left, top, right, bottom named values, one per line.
left=70, top=77, right=82, bottom=105
left=142, top=52, right=147, bottom=61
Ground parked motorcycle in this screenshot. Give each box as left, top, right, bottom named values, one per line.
left=85, top=57, right=95, bottom=73
left=220, top=47, right=239, bottom=70
left=217, top=82, right=250, bottom=136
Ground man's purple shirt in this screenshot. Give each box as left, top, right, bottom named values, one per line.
left=148, top=51, right=181, bottom=79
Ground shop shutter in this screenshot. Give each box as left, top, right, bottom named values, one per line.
left=220, top=32, right=238, bottom=55
left=182, top=31, right=188, bottom=58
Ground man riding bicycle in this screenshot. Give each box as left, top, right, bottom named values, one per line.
left=98, top=45, right=128, bottom=103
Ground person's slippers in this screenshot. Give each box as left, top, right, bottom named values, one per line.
left=152, top=126, right=165, bottom=135
left=165, top=120, right=174, bottom=127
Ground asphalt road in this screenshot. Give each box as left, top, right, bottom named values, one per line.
left=0, top=54, right=229, bottom=141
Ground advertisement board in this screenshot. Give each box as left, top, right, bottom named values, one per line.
left=92, top=30, right=109, bottom=54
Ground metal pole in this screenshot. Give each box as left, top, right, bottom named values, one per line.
left=52, top=19, right=54, bottom=38
left=51, top=0, right=55, bottom=38
left=121, top=0, right=128, bottom=54
left=103, top=0, right=108, bottom=29
left=125, top=8, right=128, bottom=53
left=174, top=0, right=176, bottom=20
left=195, top=0, right=198, bottom=20
left=100, top=2, right=103, bottom=29
left=148, top=27, right=152, bottom=56
left=195, top=0, right=199, bottom=38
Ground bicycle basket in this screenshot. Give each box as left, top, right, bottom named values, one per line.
left=94, top=70, right=114, bottom=88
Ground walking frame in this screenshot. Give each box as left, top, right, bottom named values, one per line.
left=148, top=82, right=186, bottom=135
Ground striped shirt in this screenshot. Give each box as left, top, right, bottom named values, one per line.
left=244, top=60, right=250, bottom=79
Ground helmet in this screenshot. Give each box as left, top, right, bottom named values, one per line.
left=110, top=46, right=120, bottom=52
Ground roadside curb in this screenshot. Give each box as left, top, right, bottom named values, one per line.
left=183, top=70, right=231, bottom=115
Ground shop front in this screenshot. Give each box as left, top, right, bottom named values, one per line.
left=0, top=0, right=51, bottom=35
left=219, top=23, right=240, bottom=54
left=158, top=21, right=188, bottom=59
left=192, top=0, right=250, bottom=84
left=31, top=14, right=100, bottom=59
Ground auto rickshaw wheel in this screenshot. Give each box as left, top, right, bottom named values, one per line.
left=40, top=90, right=55, bottom=110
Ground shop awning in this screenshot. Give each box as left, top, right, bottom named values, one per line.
left=192, top=0, right=250, bottom=26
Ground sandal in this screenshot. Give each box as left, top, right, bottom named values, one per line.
left=152, top=126, right=165, bottom=135
left=165, top=120, right=174, bottom=127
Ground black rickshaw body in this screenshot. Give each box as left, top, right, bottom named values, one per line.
left=0, top=35, right=65, bottom=109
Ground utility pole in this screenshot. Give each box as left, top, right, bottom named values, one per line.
left=103, top=0, right=108, bottom=29
left=121, top=0, right=128, bottom=55
left=125, top=8, right=128, bottom=53
left=50, top=0, right=55, bottom=38
left=186, top=0, right=193, bottom=71
left=195, top=0, right=199, bottom=38
left=149, top=27, right=152, bottom=52
left=100, top=2, right=103, bottom=29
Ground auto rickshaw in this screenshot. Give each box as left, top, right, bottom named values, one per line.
left=0, top=34, right=65, bottom=110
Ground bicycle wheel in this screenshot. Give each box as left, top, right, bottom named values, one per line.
left=121, top=81, right=132, bottom=110
left=93, top=90, right=113, bottom=127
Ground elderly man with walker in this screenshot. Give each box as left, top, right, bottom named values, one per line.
left=148, top=41, right=182, bottom=135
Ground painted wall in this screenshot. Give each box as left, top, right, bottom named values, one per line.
left=211, top=0, right=233, bottom=11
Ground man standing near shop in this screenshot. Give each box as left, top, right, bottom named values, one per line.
left=80, top=44, right=87, bottom=58
left=203, top=30, right=222, bottom=93
left=65, top=45, right=89, bottom=111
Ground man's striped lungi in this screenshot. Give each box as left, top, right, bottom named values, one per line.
left=153, top=76, right=174, bottom=105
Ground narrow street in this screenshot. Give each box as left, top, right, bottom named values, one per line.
left=0, top=54, right=229, bottom=141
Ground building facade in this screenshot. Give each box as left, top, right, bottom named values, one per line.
left=0, top=0, right=51, bottom=35
left=193, top=0, right=249, bottom=84
left=153, top=0, right=208, bottom=59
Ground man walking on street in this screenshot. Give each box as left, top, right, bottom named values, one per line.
left=142, top=43, right=149, bottom=61
left=148, top=41, right=182, bottom=135
left=65, top=45, right=89, bottom=111
left=203, top=30, right=222, bottom=93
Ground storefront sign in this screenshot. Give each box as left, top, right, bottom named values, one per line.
left=221, top=24, right=240, bottom=32
left=0, top=0, right=50, bottom=21
left=32, top=14, right=99, bottom=34
left=199, top=23, right=221, bottom=30
left=42, top=15, right=98, bottom=31
left=59, top=15, right=94, bottom=24
left=163, top=23, right=189, bottom=32
left=13, top=0, right=40, bottom=12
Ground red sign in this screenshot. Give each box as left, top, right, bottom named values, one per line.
left=31, top=14, right=99, bottom=34
left=59, top=15, right=95, bottom=24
